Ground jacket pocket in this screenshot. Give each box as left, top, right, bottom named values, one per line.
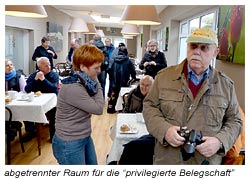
left=159, top=89, right=184, bottom=122
left=202, top=95, right=228, bottom=129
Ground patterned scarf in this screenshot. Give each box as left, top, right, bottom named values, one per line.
left=5, top=70, right=16, bottom=81
left=61, top=71, right=98, bottom=96
left=148, top=50, right=159, bottom=58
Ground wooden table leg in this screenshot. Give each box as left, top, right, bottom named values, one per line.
left=35, top=123, right=42, bottom=156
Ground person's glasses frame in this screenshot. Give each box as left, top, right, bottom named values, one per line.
left=188, top=43, right=212, bottom=53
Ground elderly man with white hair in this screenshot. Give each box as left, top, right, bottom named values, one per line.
left=24, top=57, right=59, bottom=142
left=143, top=28, right=242, bottom=165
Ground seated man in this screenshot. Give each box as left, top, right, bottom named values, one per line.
left=24, top=57, right=59, bottom=142
left=123, top=75, right=154, bottom=113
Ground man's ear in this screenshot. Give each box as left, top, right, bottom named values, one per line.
left=213, top=47, right=220, bottom=58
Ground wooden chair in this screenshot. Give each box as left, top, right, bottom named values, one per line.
left=54, top=62, right=71, bottom=77
left=222, top=107, right=245, bottom=165
left=5, top=107, right=25, bottom=165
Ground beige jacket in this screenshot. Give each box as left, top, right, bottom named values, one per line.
left=143, top=59, right=242, bottom=164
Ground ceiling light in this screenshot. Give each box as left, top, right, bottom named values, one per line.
left=121, top=24, right=140, bottom=35
left=5, top=5, right=48, bottom=18
left=90, top=14, right=120, bottom=24
left=96, top=29, right=105, bottom=37
left=69, top=18, right=89, bottom=32
left=121, top=5, right=161, bottom=25
left=123, top=35, right=134, bottom=39
left=84, top=23, right=97, bottom=34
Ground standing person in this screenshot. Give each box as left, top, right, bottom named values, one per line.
left=25, top=57, right=59, bottom=142
left=66, top=38, right=80, bottom=64
left=92, top=34, right=109, bottom=98
left=107, top=46, right=119, bottom=98
left=143, top=28, right=242, bottom=164
left=105, top=38, right=115, bottom=98
left=32, top=36, right=57, bottom=69
left=105, top=38, right=115, bottom=59
left=139, top=39, right=167, bottom=78
left=123, top=75, right=154, bottom=113
left=107, top=42, right=136, bottom=114
left=52, top=44, right=105, bottom=165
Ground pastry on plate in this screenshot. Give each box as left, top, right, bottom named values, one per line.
left=5, top=97, right=12, bottom=103
left=120, top=124, right=130, bottom=132
left=35, top=91, right=42, bottom=96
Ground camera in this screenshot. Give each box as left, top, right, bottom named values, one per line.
left=177, top=128, right=204, bottom=161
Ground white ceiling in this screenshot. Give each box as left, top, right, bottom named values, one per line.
left=52, top=5, right=167, bottom=28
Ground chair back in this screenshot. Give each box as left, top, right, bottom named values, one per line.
left=119, top=134, right=155, bottom=165
left=122, top=92, right=130, bottom=113
left=54, top=63, right=71, bottom=76
left=5, top=107, right=17, bottom=141
left=5, top=107, right=12, bottom=122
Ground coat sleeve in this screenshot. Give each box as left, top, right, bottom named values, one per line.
left=63, top=83, right=105, bottom=115
left=19, top=75, right=27, bottom=92
left=129, top=60, right=136, bottom=79
left=139, top=55, right=146, bottom=70
left=156, top=52, right=167, bottom=70
left=41, top=73, right=59, bottom=94
left=24, top=73, right=36, bottom=93
left=32, top=47, right=39, bottom=61
left=215, top=83, right=242, bottom=154
left=50, top=46, right=57, bottom=59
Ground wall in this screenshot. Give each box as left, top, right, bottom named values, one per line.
left=126, top=38, right=137, bottom=57
left=136, top=25, right=150, bottom=61
left=216, top=60, right=245, bottom=112
left=5, top=6, right=72, bottom=73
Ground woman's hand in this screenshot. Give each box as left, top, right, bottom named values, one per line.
left=144, top=62, right=149, bottom=67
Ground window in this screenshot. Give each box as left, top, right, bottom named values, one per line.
left=5, top=26, right=30, bottom=75
left=157, top=30, right=163, bottom=51
left=178, top=9, right=219, bottom=64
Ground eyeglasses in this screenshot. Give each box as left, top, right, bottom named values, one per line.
left=188, top=43, right=211, bottom=52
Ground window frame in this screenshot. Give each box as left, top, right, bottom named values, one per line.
left=177, top=8, right=219, bottom=64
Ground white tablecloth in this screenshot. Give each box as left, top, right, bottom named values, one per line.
left=5, top=93, right=57, bottom=123
left=106, top=113, right=149, bottom=164
left=115, top=87, right=136, bottom=111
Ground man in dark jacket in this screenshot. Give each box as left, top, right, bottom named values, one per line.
left=92, top=34, right=109, bottom=98
left=105, top=38, right=115, bottom=97
left=66, top=38, right=80, bottom=63
left=32, top=36, right=57, bottom=69
left=107, top=43, right=136, bottom=113
left=24, top=57, right=59, bottom=142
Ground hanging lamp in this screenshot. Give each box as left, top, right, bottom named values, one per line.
left=121, top=5, right=161, bottom=25
left=121, top=24, right=140, bottom=35
left=5, top=5, right=48, bottom=18
left=68, top=18, right=89, bottom=32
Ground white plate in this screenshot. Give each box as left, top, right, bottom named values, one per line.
left=119, top=126, right=138, bottom=134
left=16, top=97, right=29, bottom=101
